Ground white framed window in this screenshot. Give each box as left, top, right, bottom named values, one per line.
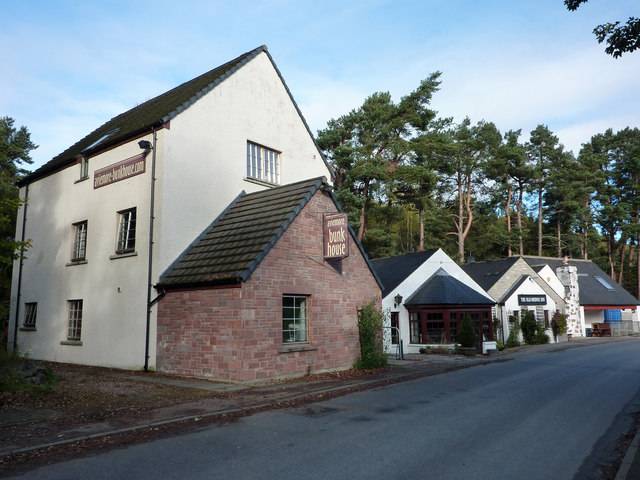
left=116, top=208, right=136, bottom=254
left=80, top=156, right=89, bottom=180
left=282, top=295, right=308, bottom=343
left=67, top=299, right=83, bottom=341
left=23, top=302, right=37, bottom=329
left=72, top=220, right=88, bottom=261
left=247, top=141, right=280, bottom=184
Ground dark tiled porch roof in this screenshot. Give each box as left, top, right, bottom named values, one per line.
left=404, top=269, right=495, bottom=306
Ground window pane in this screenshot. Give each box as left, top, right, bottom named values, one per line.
left=282, top=295, right=308, bottom=343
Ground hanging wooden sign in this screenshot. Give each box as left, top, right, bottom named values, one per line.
left=323, top=213, right=349, bottom=259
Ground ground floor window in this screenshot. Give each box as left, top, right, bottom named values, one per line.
left=67, top=299, right=83, bottom=341
left=410, top=312, right=421, bottom=343
left=282, top=295, right=308, bottom=343
left=408, top=309, right=492, bottom=344
left=23, top=302, right=37, bottom=329
left=390, top=312, right=399, bottom=344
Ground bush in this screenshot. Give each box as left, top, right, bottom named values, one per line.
left=551, top=312, right=568, bottom=341
left=355, top=302, right=387, bottom=369
left=458, top=315, right=476, bottom=348
left=0, top=350, right=56, bottom=393
left=506, top=317, right=521, bottom=348
left=535, top=323, right=550, bottom=344
left=520, top=311, right=538, bottom=345
left=496, top=340, right=505, bottom=351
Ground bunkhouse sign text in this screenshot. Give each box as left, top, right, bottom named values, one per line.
left=323, top=213, right=349, bottom=259
left=94, top=154, right=146, bottom=189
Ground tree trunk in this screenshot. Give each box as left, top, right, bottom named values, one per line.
left=506, top=185, right=513, bottom=257
left=462, top=177, right=474, bottom=262
left=619, top=239, right=627, bottom=285
left=608, top=234, right=616, bottom=280
left=516, top=187, right=524, bottom=256
left=357, top=181, right=369, bottom=241
left=457, top=174, right=465, bottom=264
left=418, top=208, right=425, bottom=252
left=556, top=219, right=562, bottom=258
left=583, top=199, right=589, bottom=259
left=538, top=188, right=543, bottom=256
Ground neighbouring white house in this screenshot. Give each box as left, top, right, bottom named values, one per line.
left=523, top=256, right=640, bottom=336
left=463, top=257, right=565, bottom=343
left=371, top=249, right=496, bottom=355
left=9, top=45, right=332, bottom=370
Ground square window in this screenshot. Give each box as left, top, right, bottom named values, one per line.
left=247, top=141, right=280, bottom=184
left=23, top=302, right=37, bottom=329
left=116, top=208, right=136, bottom=254
left=72, top=221, right=88, bottom=261
left=282, top=295, right=308, bottom=343
left=67, top=300, right=83, bottom=341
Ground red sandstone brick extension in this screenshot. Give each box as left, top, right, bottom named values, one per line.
left=156, top=191, right=381, bottom=382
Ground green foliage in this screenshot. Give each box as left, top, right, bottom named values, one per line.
left=0, top=117, right=36, bottom=347
left=0, top=350, right=56, bottom=393
left=355, top=302, right=387, bottom=369
left=534, top=324, right=550, bottom=345
left=565, top=1, right=639, bottom=58
left=457, top=315, right=476, bottom=348
left=520, top=311, right=538, bottom=345
left=551, top=312, right=568, bottom=340
left=506, top=317, right=521, bottom=348
left=496, top=340, right=505, bottom=351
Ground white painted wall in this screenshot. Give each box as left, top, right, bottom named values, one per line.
left=381, top=249, right=495, bottom=354
left=499, top=276, right=558, bottom=344
left=156, top=51, right=330, bottom=271
left=9, top=50, right=331, bottom=370
left=8, top=132, right=159, bottom=369
left=536, top=265, right=565, bottom=298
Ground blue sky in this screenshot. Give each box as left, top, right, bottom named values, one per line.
left=2, top=0, right=639, bottom=169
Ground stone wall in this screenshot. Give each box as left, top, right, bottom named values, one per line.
left=156, top=190, right=381, bottom=382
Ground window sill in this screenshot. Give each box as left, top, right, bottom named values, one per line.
left=66, top=260, right=88, bottom=266
left=279, top=344, right=317, bottom=354
left=60, top=340, right=83, bottom=346
left=20, top=327, right=36, bottom=332
left=74, top=177, right=89, bottom=184
left=244, top=177, right=278, bottom=188
left=110, top=251, right=137, bottom=260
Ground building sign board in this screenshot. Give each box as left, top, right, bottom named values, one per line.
left=323, top=213, right=349, bottom=259
left=518, top=294, right=547, bottom=306
left=94, top=154, right=146, bottom=189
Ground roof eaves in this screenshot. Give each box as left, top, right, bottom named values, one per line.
left=161, top=45, right=267, bottom=124
left=261, top=48, right=334, bottom=181
left=239, top=177, right=325, bottom=283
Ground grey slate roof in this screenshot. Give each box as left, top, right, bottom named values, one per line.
left=522, top=256, right=640, bottom=306
left=158, top=177, right=382, bottom=290
left=20, top=45, right=330, bottom=186
left=461, top=257, right=520, bottom=291
left=404, top=268, right=495, bottom=306
left=370, top=250, right=438, bottom=298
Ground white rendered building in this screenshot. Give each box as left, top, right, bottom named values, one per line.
left=9, top=45, right=331, bottom=370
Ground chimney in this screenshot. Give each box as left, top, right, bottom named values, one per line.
left=556, top=262, right=583, bottom=337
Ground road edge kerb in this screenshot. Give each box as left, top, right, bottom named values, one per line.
left=615, top=426, right=640, bottom=480
left=0, top=358, right=504, bottom=463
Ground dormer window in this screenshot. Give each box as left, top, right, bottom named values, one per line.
left=246, top=141, right=280, bottom=185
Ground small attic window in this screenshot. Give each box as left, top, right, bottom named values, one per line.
left=595, top=276, right=615, bottom=290
left=82, top=128, right=120, bottom=153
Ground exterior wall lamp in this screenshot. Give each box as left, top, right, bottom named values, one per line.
left=138, top=140, right=153, bottom=151
left=394, top=294, right=403, bottom=308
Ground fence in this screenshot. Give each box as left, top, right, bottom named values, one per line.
left=609, top=321, right=640, bottom=337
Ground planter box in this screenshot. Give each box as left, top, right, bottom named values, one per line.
left=457, top=346, right=477, bottom=356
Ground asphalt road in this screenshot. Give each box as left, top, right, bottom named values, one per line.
left=10, top=339, right=640, bottom=480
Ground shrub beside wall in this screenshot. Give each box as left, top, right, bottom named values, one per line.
left=356, top=302, right=387, bottom=369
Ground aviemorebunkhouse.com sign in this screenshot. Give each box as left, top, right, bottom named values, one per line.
left=323, top=213, right=349, bottom=259
left=93, top=153, right=146, bottom=189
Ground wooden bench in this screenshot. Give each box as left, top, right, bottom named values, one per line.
left=592, top=323, right=612, bottom=337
